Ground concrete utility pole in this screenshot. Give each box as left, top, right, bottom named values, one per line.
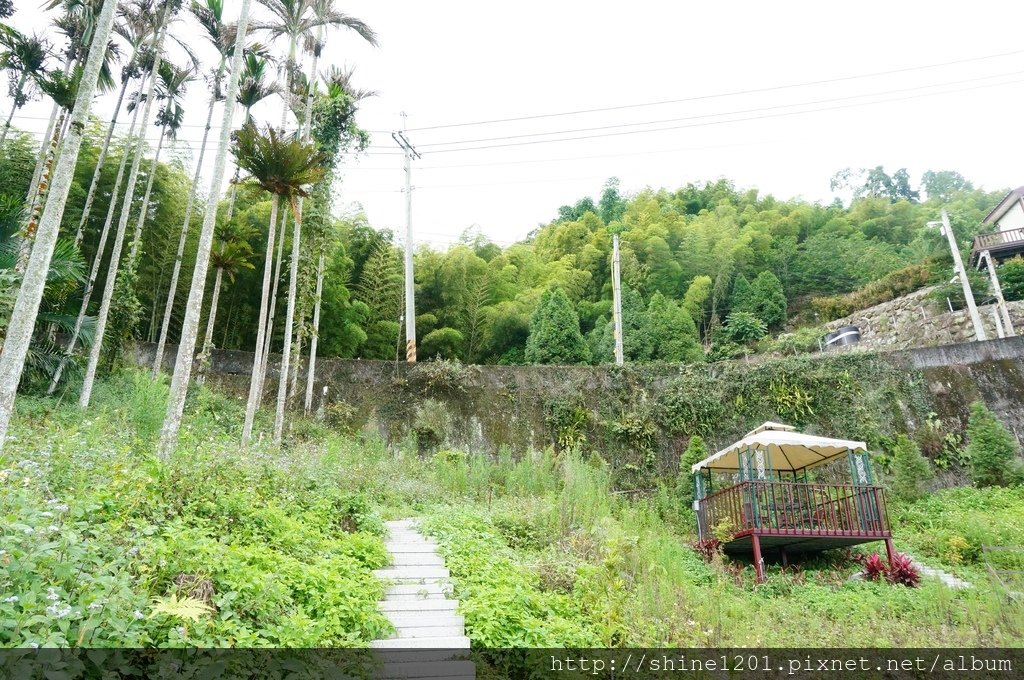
left=611, top=233, right=624, bottom=366
left=980, top=250, right=1016, bottom=337
left=935, top=210, right=986, bottom=341
left=393, top=113, right=421, bottom=363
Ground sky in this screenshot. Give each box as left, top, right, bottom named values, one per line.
left=5, top=1, right=1024, bottom=247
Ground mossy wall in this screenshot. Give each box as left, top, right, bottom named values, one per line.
left=138, top=337, right=1024, bottom=488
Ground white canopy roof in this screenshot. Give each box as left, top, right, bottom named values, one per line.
left=692, top=422, right=867, bottom=473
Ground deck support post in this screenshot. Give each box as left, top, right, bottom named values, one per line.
left=780, top=547, right=788, bottom=569
left=884, top=538, right=896, bottom=566
left=751, top=534, right=765, bottom=583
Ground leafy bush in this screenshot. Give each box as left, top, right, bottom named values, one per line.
left=966, top=401, right=1022, bottom=487
left=886, top=553, right=921, bottom=587
left=811, top=263, right=933, bottom=321
left=721, top=311, right=767, bottom=344
left=999, top=256, right=1024, bottom=301
left=678, top=435, right=708, bottom=507
left=860, top=553, right=886, bottom=581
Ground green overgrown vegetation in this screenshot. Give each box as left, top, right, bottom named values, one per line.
left=1, top=370, right=1023, bottom=650
left=0, top=372, right=391, bottom=647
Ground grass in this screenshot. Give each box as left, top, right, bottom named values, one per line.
left=1, top=368, right=1023, bottom=648
left=0, top=370, right=390, bottom=648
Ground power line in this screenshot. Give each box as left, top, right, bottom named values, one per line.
left=422, top=76, right=1024, bottom=154
left=405, top=48, right=1024, bottom=131
left=416, top=70, right=1024, bottom=148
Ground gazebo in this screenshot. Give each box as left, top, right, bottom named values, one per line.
left=692, top=422, right=894, bottom=582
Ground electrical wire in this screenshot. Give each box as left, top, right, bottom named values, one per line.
left=415, top=70, right=1024, bottom=148
left=404, top=48, right=1024, bottom=131
left=420, top=76, right=1024, bottom=154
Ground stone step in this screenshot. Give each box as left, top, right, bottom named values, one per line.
left=385, top=583, right=453, bottom=600
left=377, top=650, right=470, bottom=662
left=385, top=612, right=464, bottom=629
left=380, top=599, right=458, bottom=613
left=385, top=519, right=419, bottom=528
left=375, top=566, right=450, bottom=580
left=384, top=577, right=452, bottom=586
left=375, top=660, right=475, bottom=679
left=390, top=553, right=445, bottom=567
left=386, top=542, right=439, bottom=553
left=370, top=636, right=471, bottom=649
left=391, top=625, right=466, bottom=639
left=387, top=532, right=429, bottom=543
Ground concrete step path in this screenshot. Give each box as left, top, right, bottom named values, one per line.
left=910, top=558, right=972, bottom=590
left=370, top=519, right=472, bottom=679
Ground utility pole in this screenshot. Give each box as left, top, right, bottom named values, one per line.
left=611, top=233, right=624, bottom=366
left=936, top=210, right=987, bottom=341
left=393, top=112, right=421, bottom=363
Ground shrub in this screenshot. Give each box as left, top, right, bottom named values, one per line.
left=678, top=435, right=708, bottom=507
left=692, top=538, right=721, bottom=563
left=885, top=553, right=921, bottom=587
left=861, top=553, right=886, bottom=581
left=810, top=263, right=932, bottom=321
left=721, top=311, right=767, bottom=344
left=966, top=401, right=1022, bottom=487
left=999, top=256, right=1024, bottom=301
left=888, top=434, right=933, bottom=502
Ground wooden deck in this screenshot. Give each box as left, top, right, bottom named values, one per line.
left=697, top=481, right=893, bottom=565
left=971, top=227, right=1024, bottom=265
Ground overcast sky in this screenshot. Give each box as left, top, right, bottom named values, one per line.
left=5, top=1, right=1024, bottom=247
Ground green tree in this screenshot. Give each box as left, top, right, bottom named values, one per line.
left=889, top=434, right=933, bottom=503
left=729, top=274, right=752, bottom=314
left=525, top=288, right=590, bottom=365
left=965, top=401, right=1022, bottom=487
left=421, top=327, right=464, bottom=360
left=646, top=292, right=703, bottom=363
left=747, top=270, right=787, bottom=329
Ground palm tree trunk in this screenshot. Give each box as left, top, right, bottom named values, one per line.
left=202, top=262, right=224, bottom=351
left=273, top=198, right=302, bottom=443
left=303, top=249, right=325, bottom=414
left=241, top=193, right=279, bottom=447
left=16, top=109, right=69, bottom=274
left=79, top=7, right=171, bottom=410
left=24, top=60, right=71, bottom=210
left=256, top=206, right=288, bottom=402
left=0, top=0, right=118, bottom=452
left=74, top=73, right=131, bottom=247
left=0, top=72, right=28, bottom=148
left=46, top=85, right=148, bottom=394
left=288, top=333, right=302, bottom=401
left=152, top=77, right=222, bottom=375
left=201, top=239, right=228, bottom=357
left=158, top=0, right=254, bottom=459
left=127, top=125, right=167, bottom=263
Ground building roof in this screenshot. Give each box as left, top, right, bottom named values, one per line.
left=982, top=186, right=1024, bottom=226
left=692, top=422, right=866, bottom=473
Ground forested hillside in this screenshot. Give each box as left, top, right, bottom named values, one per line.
left=0, top=123, right=1010, bottom=369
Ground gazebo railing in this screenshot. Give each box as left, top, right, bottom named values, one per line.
left=698, top=481, right=891, bottom=540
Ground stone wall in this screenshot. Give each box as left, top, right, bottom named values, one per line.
left=822, top=286, right=1024, bottom=351
left=136, top=336, right=1024, bottom=482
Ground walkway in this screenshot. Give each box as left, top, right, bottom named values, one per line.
left=370, top=519, right=472, bottom=677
